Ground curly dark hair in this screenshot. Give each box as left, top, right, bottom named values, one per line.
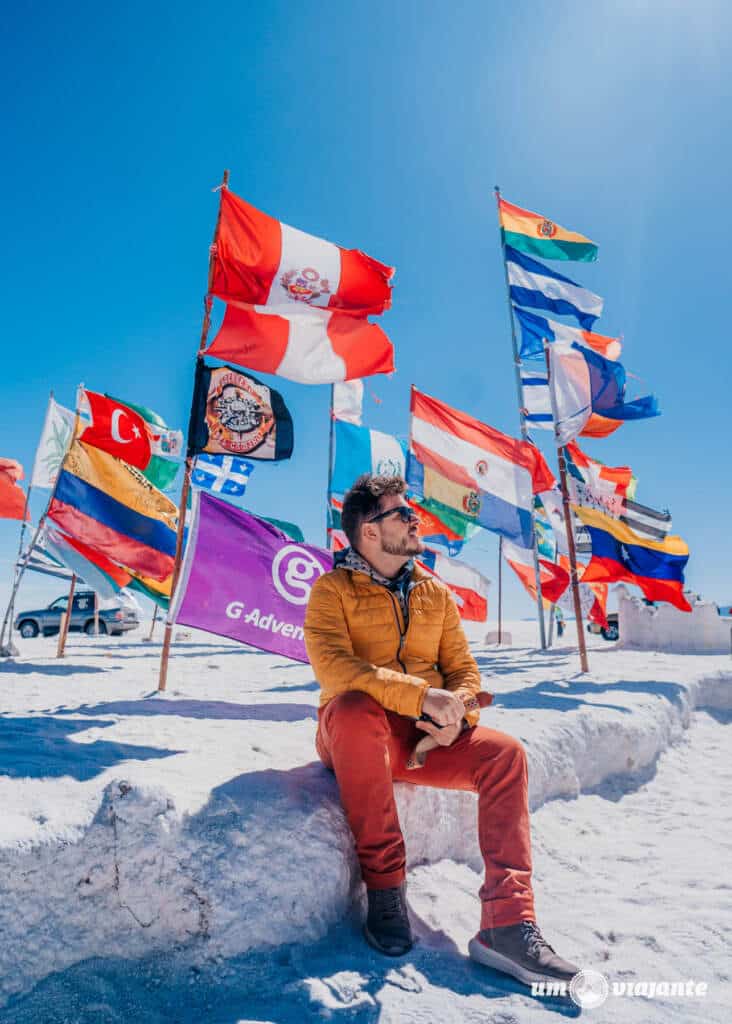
left=341, top=474, right=407, bottom=548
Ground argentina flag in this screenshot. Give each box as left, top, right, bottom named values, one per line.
left=191, top=453, right=254, bottom=499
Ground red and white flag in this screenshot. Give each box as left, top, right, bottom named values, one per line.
left=502, top=539, right=570, bottom=606
left=80, top=391, right=151, bottom=470
left=206, top=302, right=394, bottom=384
left=211, top=189, right=394, bottom=316
left=207, top=188, right=395, bottom=384
left=418, top=547, right=490, bottom=622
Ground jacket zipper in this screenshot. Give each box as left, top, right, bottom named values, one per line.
left=388, top=579, right=429, bottom=674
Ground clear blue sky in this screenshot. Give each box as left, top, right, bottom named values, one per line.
left=2, top=1, right=730, bottom=623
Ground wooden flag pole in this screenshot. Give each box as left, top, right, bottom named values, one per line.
left=56, top=573, right=77, bottom=659
left=494, top=186, right=547, bottom=650
left=158, top=169, right=230, bottom=693
left=544, top=343, right=589, bottom=672
left=94, top=591, right=100, bottom=636
left=147, top=602, right=159, bottom=641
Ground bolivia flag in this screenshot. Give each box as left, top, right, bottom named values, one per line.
left=49, top=440, right=178, bottom=581
left=211, top=188, right=394, bottom=316
left=417, top=547, right=489, bottom=622
left=574, top=506, right=692, bottom=612
left=499, top=198, right=598, bottom=262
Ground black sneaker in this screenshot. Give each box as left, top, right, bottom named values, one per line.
left=363, top=884, right=413, bottom=957
left=468, top=921, right=580, bottom=986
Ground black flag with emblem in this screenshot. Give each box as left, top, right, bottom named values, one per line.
left=188, top=361, right=294, bottom=461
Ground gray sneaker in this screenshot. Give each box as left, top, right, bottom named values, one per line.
left=364, top=884, right=413, bottom=957
left=468, top=921, right=580, bottom=986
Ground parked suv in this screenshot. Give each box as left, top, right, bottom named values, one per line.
left=14, top=591, right=139, bottom=638
left=587, top=612, right=619, bottom=642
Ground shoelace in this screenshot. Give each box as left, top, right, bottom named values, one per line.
left=373, top=889, right=403, bottom=921
left=520, top=921, right=556, bottom=958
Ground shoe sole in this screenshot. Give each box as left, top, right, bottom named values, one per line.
left=363, top=925, right=413, bottom=958
left=468, top=937, right=577, bottom=988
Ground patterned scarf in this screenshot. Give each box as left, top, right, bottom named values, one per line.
left=334, top=547, right=416, bottom=623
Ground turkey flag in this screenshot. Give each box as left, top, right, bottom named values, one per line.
left=80, top=391, right=151, bottom=469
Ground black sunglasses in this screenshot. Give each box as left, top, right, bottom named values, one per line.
left=368, top=506, right=419, bottom=525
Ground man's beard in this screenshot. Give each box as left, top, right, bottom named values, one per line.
left=381, top=535, right=425, bottom=557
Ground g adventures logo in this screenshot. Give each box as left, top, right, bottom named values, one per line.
left=280, top=266, right=331, bottom=305
left=206, top=370, right=275, bottom=456
left=271, top=545, right=328, bottom=605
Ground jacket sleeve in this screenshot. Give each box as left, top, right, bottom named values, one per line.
left=437, top=590, right=486, bottom=727
left=304, top=574, right=429, bottom=718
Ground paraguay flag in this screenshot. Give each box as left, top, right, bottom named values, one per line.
left=506, top=246, right=603, bottom=329
left=409, top=387, right=555, bottom=548
left=575, top=506, right=691, bottom=612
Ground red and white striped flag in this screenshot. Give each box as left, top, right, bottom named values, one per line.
left=211, top=189, right=394, bottom=315
left=207, top=189, right=395, bottom=384
left=207, top=302, right=393, bottom=384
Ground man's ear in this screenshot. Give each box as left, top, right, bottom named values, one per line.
left=360, top=521, right=379, bottom=545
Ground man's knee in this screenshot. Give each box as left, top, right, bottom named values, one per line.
left=474, top=728, right=527, bottom=764
left=325, top=691, right=387, bottom=732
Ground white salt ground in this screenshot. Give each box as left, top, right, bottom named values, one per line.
left=0, top=621, right=730, bottom=1021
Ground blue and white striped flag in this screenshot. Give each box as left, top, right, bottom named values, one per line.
left=520, top=367, right=553, bottom=431
left=506, top=245, right=603, bottom=330
left=191, top=453, right=254, bottom=499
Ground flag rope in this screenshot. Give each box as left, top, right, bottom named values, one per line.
left=493, top=186, right=547, bottom=649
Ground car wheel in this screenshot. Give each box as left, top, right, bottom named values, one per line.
left=84, top=620, right=107, bottom=635
left=601, top=624, right=619, bottom=642
left=19, top=621, right=39, bottom=639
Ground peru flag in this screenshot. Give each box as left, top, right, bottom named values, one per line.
left=206, top=302, right=394, bottom=384
left=80, top=391, right=151, bottom=470
left=211, top=189, right=394, bottom=316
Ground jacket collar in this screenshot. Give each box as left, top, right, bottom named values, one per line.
left=334, top=547, right=431, bottom=586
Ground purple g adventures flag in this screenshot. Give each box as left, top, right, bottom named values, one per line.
left=172, top=492, right=332, bottom=661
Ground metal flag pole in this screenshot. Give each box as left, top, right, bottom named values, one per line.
left=326, top=385, right=335, bottom=547
left=497, top=536, right=503, bottom=644
left=0, top=389, right=82, bottom=655
left=158, top=169, right=230, bottom=693
left=494, top=186, right=547, bottom=649
left=544, top=342, right=589, bottom=672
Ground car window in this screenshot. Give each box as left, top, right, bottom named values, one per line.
left=49, top=597, right=68, bottom=611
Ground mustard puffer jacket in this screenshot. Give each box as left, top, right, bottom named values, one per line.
left=304, top=563, right=486, bottom=726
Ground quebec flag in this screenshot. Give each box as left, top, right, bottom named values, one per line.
left=191, top=453, right=254, bottom=499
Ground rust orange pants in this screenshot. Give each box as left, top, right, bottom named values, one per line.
left=316, top=691, right=536, bottom=930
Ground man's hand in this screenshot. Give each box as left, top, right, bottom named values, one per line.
left=415, top=718, right=462, bottom=748
left=421, top=687, right=465, bottom=727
